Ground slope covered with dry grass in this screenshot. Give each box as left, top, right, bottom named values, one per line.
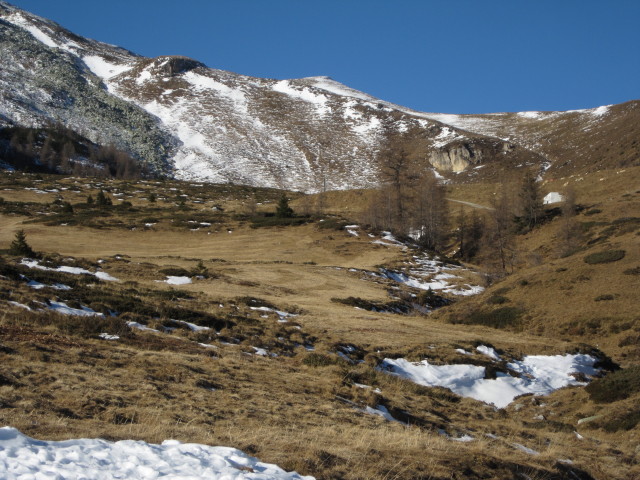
left=0, top=171, right=638, bottom=479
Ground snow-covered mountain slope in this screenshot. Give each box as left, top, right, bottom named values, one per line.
left=1, top=1, right=637, bottom=190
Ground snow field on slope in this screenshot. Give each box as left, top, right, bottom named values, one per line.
left=380, top=352, right=599, bottom=408
left=272, top=80, right=329, bottom=116
left=83, top=55, right=132, bottom=82
left=0, top=427, right=314, bottom=480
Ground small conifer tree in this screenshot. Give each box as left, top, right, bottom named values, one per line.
left=9, top=230, right=36, bottom=257
left=96, top=190, right=112, bottom=206
left=86, top=194, right=94, bottom=205
left=275, top=194, right=294, bottom=218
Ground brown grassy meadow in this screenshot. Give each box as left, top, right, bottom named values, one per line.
left=0, top=168, right=638, bottom=479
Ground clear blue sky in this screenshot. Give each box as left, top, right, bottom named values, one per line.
left=8, top=0, right=640, bottom=114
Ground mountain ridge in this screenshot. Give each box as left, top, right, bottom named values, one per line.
left=1, top=1, right=637, bottom=191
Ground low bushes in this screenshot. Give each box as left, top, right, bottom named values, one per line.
left=450, top=306, right=524, bottom=329
left=585, top=365, right=640, bottom=403
left=583, top=250, right=625, bottom=264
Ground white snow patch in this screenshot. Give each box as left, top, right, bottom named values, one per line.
left=95, top=271, right=119, bottom=282
left=543, top=192, right=564, bottom=204
left=432, top=127, right=463, bottom=148
left=173, top=320, right=211, bottom=332
left=0, top=427, right=313, bottom=480
left=165, top=276, right=192, bottom=285
left=20, top=259, right=118, bottom=282
left=362, top=405, right=405, bottom=424
left=127, top=321, right=160, bottom=333
left=590, top=105, right=610, bottom=117
left=517, top=111, right=544, bottom=119
left=47, top=300, right=103, bottom=317
left=83, top=55, right=132, bottom=81
left=476, top=345, right=501, bottom=361
left=512, top=443, right=540, bottom=456
left=273, top=80, right=329, bottom=116
left=99, top=333, right=120, bottom=341
left=379, top=353, right=599, bottom=408
left=136, top=69, right=152, bottom=85
left=304, top=76, right=377, bottom=102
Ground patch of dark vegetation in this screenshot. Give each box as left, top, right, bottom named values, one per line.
left=619, top=334, right=640, bottom=347
left=486, top=295, right=510, bottom=305
left=598, top=409, right=640, bottom=432
left=585, top=365, right=640, bottom=403
left=583, top=249, right=625, bottom=264
left=331, top=296, right=410, bottom=314
left=302, top=353, right=338, bottom=367
left=623, top=266, right=640, bottom=275
left=584, top=208, right=602, bottom=216
left=235, top=297, right=279, bottom=310
left=195, top=379, right=220, bottom=391
left=249, top=214, right=310, bottom=228
left=450, top=307, right=524, bottom=329
left=317, top=218, right=350, bottom=230
left=594, top=294, right=615, bottom=302
left=159, top=267, right=191, bottom=277
left=414, top=289, right=451, bottom=309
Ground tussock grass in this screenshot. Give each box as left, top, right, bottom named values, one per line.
left=0, top=171, right=639, bottom=479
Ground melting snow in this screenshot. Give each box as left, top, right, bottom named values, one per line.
left=83, top=55, right=132, bottom=81
left=476, top=345, right=501, bottom=360
left=127, top=321, right=160, bottom=333
left=543, top=192, right=564, bottom=204
left=46, top=300, right=103, bottom=317
left=0, top=427, right=313, bottom=480
left=590, top=105, right=610, bottom=117
left=273, top=80, right=329, bottom=116
left=165, top=276, right=192, bottom=285
left=379, top=353, right=599, bottom=408
left=362, top=405, right=405, bottom=424
left=20, top=259, right=119, bottom=282
left=173, top=320, right=210, bottom=332
left=432, top=126, right=463, bottom=148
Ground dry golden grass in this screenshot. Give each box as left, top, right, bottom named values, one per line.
left=0, top=171, right=638, bottom=479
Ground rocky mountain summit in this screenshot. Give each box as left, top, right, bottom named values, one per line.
left=1, top=1, right=638, bottom=190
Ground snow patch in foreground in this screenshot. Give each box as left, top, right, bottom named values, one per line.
left=380, top=353, right=599, bottom=408
left=0, top=427, right=314, bottom=480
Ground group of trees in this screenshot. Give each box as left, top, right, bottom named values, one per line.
left=363, top=132, right=574, bottom=274
left=0, top=125, right=145, bottom=179
left=361, top=136, right=450, bottom=251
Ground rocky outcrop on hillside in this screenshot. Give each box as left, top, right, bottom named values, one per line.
left=428, top=140, right=517, bottom=172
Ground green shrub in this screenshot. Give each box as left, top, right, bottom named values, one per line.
left=584, top=208, right=602, bottom=216
left=585, top=365, right=640, bottom=403
left=584, top=250, right=625, bottom=264
left=623, top=266, right=640, bottom=276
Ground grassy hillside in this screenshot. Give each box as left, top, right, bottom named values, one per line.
left=0, top=170, right=638, bottom=479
